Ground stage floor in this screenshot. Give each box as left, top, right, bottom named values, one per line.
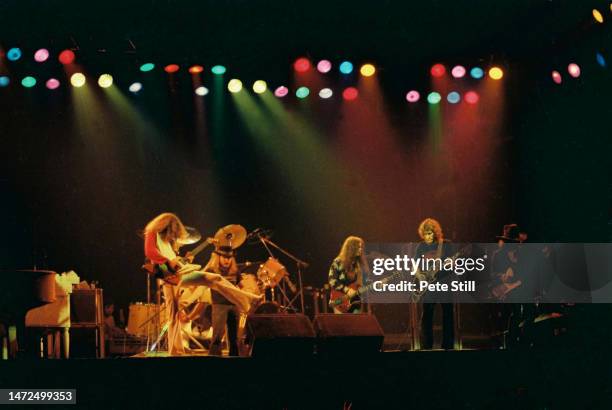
left=1, top=348, right=611, bottom=409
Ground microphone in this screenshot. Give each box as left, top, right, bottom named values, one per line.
left=247, top=228, right=272, bottom=239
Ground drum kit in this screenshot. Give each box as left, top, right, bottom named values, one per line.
left=138, top=224, right=309, bottom=352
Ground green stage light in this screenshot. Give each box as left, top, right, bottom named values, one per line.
left=211, top=65, right=227, bottom=75
left=140, top=63, right=155, bottom=72
left=21, top=76, right=36, bottom=88
left=296, top=86, right=310, bottom=98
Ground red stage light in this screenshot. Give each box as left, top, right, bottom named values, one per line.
left=58, top=49, right=75, bottom=65
left=464, top=91, right=479, bottom=104
left=430, top=64, right=446, bottom=77
left=188, top=65, right=204, bottom=74
left=294, top=57, right=311, bottom=73
left=164, top=64, right=180, bottom=73
left=342, top=87, right=359, bottom=101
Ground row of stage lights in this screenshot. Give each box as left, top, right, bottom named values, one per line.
left=1, top=48, right=491, bottom=104
left=0, top=72, right=480, bottom=104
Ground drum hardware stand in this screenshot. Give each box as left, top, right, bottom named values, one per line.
left=254, top=231, right=307, bottom=314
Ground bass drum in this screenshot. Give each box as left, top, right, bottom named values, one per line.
left=127, top=303, right=168, bottom=337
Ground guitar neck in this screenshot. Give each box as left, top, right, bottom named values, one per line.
left=188, top=238, right=213, bottom=258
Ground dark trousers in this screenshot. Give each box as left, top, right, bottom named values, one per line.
left=209, top=304, right=239, bottom=356
left=421, top=303, right=454, bottom=350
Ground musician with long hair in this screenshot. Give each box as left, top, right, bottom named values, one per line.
left=204, top=247, right=241, bottom=356
left=416, top=218, right=454, bottom=350
left=143, top=212, right=195, bottom=355
left=328, top=236, right=368, bottom=313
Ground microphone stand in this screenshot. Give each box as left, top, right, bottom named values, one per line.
left=256, top=233, right=308, bottom=314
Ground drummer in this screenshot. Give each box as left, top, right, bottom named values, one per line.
left=203, top=226, right=246, bottom=356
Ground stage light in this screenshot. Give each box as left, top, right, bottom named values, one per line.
left=164, top=64, right=180, bottom=73
left=596, top=53, right=606, bottom=67
left=319, top=88, right=333, bottom=99
left=274, top=86, right=288, bottom=97
left=427, top=92, right=441, bottom=104
left=451, top=65, right=466, bottom=78
left=464, top=91, right=479, bottom=104
left=317, top=60, right=332, bottom=73
left=129, top=82, right=142, bottom=93
left=360, top=64, right=376, bottom=77
left=296, top=86, right=310, bottom=99
left=551, top=70, right=562, bottom=84
left=568, top=63, right=581, bottom=78
left=34, top=49, right=49, bottom=63
left=227, top=79, right=242, bottom=93
left=98, top=74, right=113, bottom=88
left=294, top=57, right=311, bottom=73
left=0, top=76, right=10, bottom=87
left=470, top=67, right=484, bottom=79
left=211, top=65, right=226, bottom=75
left=21, top=76, right=36, bottom=88
left=189, top=65, right=204, bottom=74
left=253, top=80, right=267, bottom=94
left=140, top=63, right=155, bottom=72
left=447, top=91, right=460, bottom=104
left=489, top=67, right=504, bottom=80
left=59, top=50, right=75, bottom=65
left=70, top=73, right=86, bottom=87
left=430, top=64, right=446, bottom=77
left=46, top=78, right=60, bottom=90
left=339, top=61, right=353, bottom=74
left=7, top=48, right=22, bottom=61
left=406, top=90, right=420, bottom=102
left=195, top=86, right=209, bottom=96
left=342, top=87, right=358, bottom=100
left=593, top=9, right=604, bottom=23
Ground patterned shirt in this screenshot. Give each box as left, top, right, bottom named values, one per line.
left=328, top=258, right=359, bottom=294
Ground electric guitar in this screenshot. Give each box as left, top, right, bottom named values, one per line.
left=329, top=270, right=405, bottom=313
left=142, top=237, right=216, bottom=285
left=490, top=267, right=522, bottom=300
left=410, top=244, right=473, bottom=302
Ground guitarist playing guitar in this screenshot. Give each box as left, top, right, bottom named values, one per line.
left=328, top=236, right=368, bottom=314
left=144, top=212, right=202, bottom=355
left=416, top=218, right=455, bottom=350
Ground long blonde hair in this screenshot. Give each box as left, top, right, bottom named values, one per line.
left=144, top=213, right=188, bottom=249
left=418, top=218, right=444, bottom=243
left=204, top=252, right=239, bottom=275
left=336, top=236, right=365, bottom=274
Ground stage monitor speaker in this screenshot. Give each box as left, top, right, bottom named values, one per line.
left=246, top=314, right=315, bottom=357
left=314, top=314, right=384, bottom=355
left=70, top=289, right=103, bottom=325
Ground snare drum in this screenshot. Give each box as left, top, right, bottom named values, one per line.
left=257, top=257, right=288, bottom=288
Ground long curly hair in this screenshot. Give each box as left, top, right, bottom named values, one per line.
left=144, top=213, right=188, bottom=249
left=336, top=236, right=365, bottom=273
left=418, top=218, right=444, bottom=243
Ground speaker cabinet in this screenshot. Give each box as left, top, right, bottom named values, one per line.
left=246, top=314, right=315, bottom=357
left=314, top=314, right=384, bottom=355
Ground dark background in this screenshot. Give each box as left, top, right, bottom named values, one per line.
left=1, top=0, right=611, bottom=310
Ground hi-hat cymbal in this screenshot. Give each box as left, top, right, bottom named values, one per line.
left=177, top=226, right=202, bottom=245
left=214, top=224, right=247, bottom=249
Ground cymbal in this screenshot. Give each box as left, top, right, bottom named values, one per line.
left=214, top=224, right=247, bottom=249
left=177, top=226, right=202, bottom=245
